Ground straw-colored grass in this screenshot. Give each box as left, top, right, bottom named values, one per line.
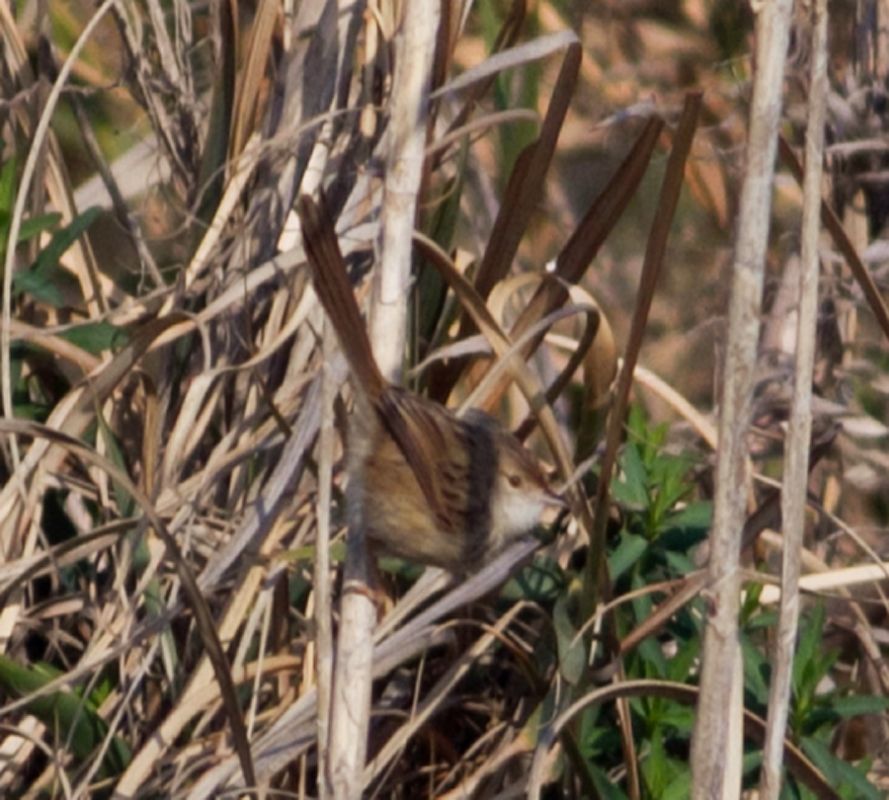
left=1, top=2, right=888, bottom=798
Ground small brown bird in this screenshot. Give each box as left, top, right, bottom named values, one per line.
left=297, top=194, right=563, bottom=572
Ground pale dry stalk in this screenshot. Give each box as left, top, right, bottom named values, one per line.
left=327, top=3, right=440, bottom=798
left=759, top=0, right=829, bottom=795
left=690, top=0, right=796, bottom=797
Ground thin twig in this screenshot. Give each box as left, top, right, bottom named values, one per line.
left=760, top=3, right=829, bottom=794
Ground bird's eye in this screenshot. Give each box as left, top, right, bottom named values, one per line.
left=507, top=474, right=522, bottom=488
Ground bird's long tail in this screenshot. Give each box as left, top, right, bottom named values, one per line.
left=297, top=194, right=387, bottom=403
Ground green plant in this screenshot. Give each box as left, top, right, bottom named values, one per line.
left=542, top=407, right=885, bottom=799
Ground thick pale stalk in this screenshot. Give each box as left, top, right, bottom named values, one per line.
left=690, top=1, right=795, bottom=797
left=328, top=4, right=440, bottom=798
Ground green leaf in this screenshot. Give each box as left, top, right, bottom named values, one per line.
left=613, top=442, right=648, bottom=510
left=0, top=154, right=17, bottom=218
left=14, top=206, right=101, bottom=307
left=636, top=634, right=668, bottom=678
left=662, top=549, right=696, bottom=576
left=626, top=404, right=649, bottom=444
left=503, top=556, right=565, bottom=603
left=793, top=604, right=836, bottom=718
left=740, top=581, right=765, bottom=624
left=608, top=530, right=648, bottom=581
left=13, top=401, right=52, bottom=421
left=553, top=593, right=585, bottom=686
left=665, top=637, right=700, bottom=686
left=829, top=694, right=889, bottom=718
left=18, top=212, right=62, bottom=243
left=659, top=501, right=712, bottom=550
left=642, top=728, right=685, bottom=794
left=741, top=631, right=770, bottom=706
left=0, top=151, right=62, bottom=265
left=664, top=500, right=712, bottom=528
left=801, top=736, right=880, bottom=799
left=31, top=206, right=101, bottom=275
left=578, top=702, right=609, bottom=757
left=0, top=654, right=131, bottom=778
left=662, top=768, right=692, bottom=800
left=13, top=266, right=69, bottom=306
left=656, top=703, right=696, bottom=734
left=59, top=320, right=129, bottom=354
left=649, top=458, right=690, bottom=523
left=794, top=603, right=826, bottom=688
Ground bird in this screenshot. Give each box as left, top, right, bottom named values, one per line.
left=297, top=194, right=564, bottom=572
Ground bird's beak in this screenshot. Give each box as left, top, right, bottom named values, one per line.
left=544, top=488, right=569, bottom=509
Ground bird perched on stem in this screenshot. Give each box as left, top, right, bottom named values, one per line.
left=297, top=194, right=563, bottom=572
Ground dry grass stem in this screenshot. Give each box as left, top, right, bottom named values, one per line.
left=329, top=4, right=440, bottom=797
left=690, top=2, right=796, bottom=796
left=4, top=3, right=887, bottom=797
left=760, top=1, right=830, bottom=795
